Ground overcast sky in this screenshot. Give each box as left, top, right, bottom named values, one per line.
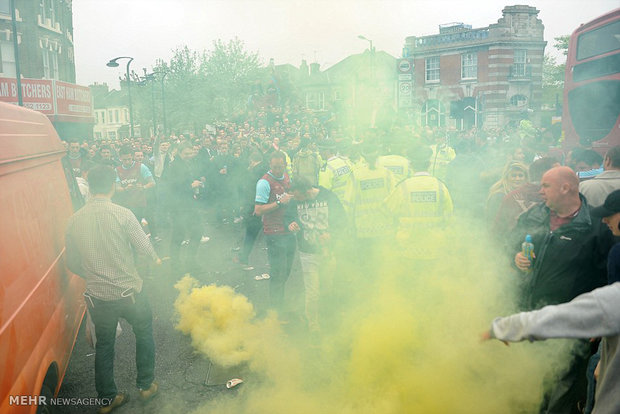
left=73, top=0, right=619, bottom=88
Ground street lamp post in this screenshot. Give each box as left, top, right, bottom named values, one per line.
left=107, top=56, right=135, bottom=138
left=142, top=69, right=157, bottom=136
left=156, top=70, right=170, bottom=136
left=357, top=35, right=373, bottom=53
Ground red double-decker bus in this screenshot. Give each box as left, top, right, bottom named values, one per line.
left=562, top=8, right=620, bottom=154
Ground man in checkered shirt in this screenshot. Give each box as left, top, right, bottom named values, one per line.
left=65, top=165, right=161, bottom=413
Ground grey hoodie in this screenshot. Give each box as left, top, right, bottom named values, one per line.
left=490, top=283, right=620, bottom=414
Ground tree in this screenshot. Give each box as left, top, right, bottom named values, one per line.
left=131, top=40, right=263, bottom=136
left=553, top=35, right=570, bottom=56
left=541, top=35, right=569, bottom=111
left=201, top=38, right=262, bottom=119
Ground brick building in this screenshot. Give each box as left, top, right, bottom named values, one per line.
left=0, top=0, right=92, bottom=138
left=404, top=5, right=546, bottom=130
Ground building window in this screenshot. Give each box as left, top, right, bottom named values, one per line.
left=42, top=49, right=50, bottom=78
left=0, top=41, right=16, bottom=77
left=108, top=131, right=116, bottom=139
left=305, top=91, right=325, bottom=110
left=334, top=90, right=342, bottom=101
left=50, top=50, right=58, bottom=79
left=0, top=0, right=10, bottom=15
left=461, top=53, right=477, bottom=79
left=425, top=56, right=440, bottom=83
left=510, top=94, right=528, bottom=107
left=513, top=50, right=527, bottom=77
left=40, top=0, right=56, bottom=26
left=100, top=110, right=105, bottom=124
left=115, top=109, right=119, bottom=124
left=421, top=99, right=445, bottom=127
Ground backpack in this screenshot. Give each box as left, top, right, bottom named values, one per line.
left=293, top=149, right=320, bottom=186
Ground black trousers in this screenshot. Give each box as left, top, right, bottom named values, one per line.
left=265, top=233, right=296, bottom=311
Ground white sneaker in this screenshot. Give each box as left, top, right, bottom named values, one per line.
left=233, top=216, right=243, bottom=224
left=181, top=239, right=190, bottom=246
left=200, top=236, right=210, bottom=243
left=141, top=218, right=149, bottom=226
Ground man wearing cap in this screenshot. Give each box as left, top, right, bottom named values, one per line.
left=593, top=189, right=620, bottom=285
left=511, top=166, right=614, bottom=414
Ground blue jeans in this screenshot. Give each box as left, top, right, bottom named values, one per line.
left=584, top=344, right=601, bottom=414
left=88, top=293, right=155, bottom=399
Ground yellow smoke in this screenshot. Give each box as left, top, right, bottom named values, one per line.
left=174, top=222, right=572, bottom=414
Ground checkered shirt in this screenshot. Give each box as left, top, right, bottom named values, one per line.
left=65, top=197, right=158, bottom=300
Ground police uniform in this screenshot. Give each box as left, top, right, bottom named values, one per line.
left=319, top=156, right=354, bottom=211
left=377, top=154, right=410, bottom=183
left=384, top=172, right=453, bottom=259
left=351, top=164, right=395, bottom=239
left=429, top=144, right=456, bottom=182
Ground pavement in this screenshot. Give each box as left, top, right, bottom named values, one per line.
left=56, top=209, right=306, bottom=413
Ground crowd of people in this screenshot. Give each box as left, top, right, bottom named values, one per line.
left=62, top=104, right=620, bottom=413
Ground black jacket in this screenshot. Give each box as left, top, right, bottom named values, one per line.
left=512, top=194, right=614, bottom=310
left=164, top=157, right=202, bottom=210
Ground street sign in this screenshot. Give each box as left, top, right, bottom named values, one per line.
left=398, top=81, right=413, bottom=109
left=398, top=74, right=412, bottom=81
left=398, top=58, right=413, bottom=73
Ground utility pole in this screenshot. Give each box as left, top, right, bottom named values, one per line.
left=10, top=0, right=22, bottom=106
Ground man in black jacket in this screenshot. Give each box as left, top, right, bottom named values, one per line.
left=512, top=166, right=614, bottom=414
left=166, top=142, right=204, bottom=274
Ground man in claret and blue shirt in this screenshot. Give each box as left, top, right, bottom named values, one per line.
left=254, top=151, right=295, bottom=312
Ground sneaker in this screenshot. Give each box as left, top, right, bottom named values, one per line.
left=231, top=246, right=241, bottom=252
left=242, top=265, right=255, bottom=271
left=200, top=236, right=210, bottom=243
left=233, top=216, right=243, bottom=224
left=141, top=218, right=149, bottom=226
left=98, top=393, right=129, bottom=414
left=181, top=239, right=190, bottom=246
left=154, top=236, right=163, bottom=243
left=139, top=382, right=159, bottom=402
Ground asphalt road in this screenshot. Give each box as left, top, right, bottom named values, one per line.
left=56, top=209, right=306, bottom=414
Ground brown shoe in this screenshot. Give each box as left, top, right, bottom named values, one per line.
left=139, top=382, right=159, bottom=402
left=97, top=393, right=129, bottom=414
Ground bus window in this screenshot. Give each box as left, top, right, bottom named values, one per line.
left=576, top=20, right=620, bottom=60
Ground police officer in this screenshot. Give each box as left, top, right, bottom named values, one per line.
left=384, top=145, right=453, bottom=259
left=318, top=141, right=354, bottom=212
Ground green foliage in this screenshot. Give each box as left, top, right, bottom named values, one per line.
left=131, top=39, right=262, bottom=136
left=540, top=35, right=569, bottom=110
left=553, top=35, right=570, bottom=56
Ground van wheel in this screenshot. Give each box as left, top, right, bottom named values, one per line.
left=36, top=384, right=58, bottom=414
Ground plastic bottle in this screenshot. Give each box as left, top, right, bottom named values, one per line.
left=521, top=234, right=535, bottom=269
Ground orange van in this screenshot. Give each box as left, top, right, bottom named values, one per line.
left=0, top=102, right=85, bottom=413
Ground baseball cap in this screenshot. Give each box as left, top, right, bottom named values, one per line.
left=591, top=189, right=620, bottom=217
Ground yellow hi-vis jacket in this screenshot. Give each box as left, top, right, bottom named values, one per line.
left=319, top=156, right=353, bottom=209
left=376, top=155, right=410, bottom=183
left=351, top=164, right=395, bottom=239
left=429, top=144, right=456, bottom=182
left=384, top=172, right=453, bottom=230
